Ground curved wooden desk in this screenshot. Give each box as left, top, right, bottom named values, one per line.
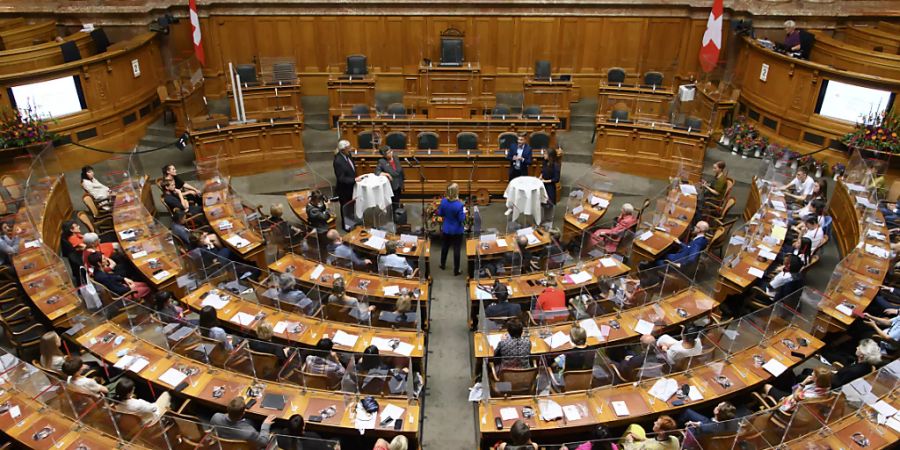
left=811, top=31, right=900, bottom=81
left=285, top=189, right=336, bottom=231
left=0, top=30, right=94, bottom=75
left=191, top=119, right=305, bottom=177
left=180, top=283, right=426, bottom=359
left=466, top=228, right=553, bottom=276
left=844, top=26, right=900, bottom=54
left=593, top=120, right=707, bottom=182
left=201, top=181, right=267, bottom=269
left=0, top=21, right=55, bottom=50
left=782, top=393, right=900, bottom=449
left=0, top=374, right=148, bottom=450
left=715, top=188, right=788, bottom=301
left=630, top=186, right=698, bottom=267
left=74, top=320, right=421, bottom=441
left=473, top=287, right=718, bottom=359
left=562, top=190, right=612, bottom=245
left=476, top=326, right=822, bottom=442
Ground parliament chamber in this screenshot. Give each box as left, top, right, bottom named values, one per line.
left=0, top=2, right=899, bottom=450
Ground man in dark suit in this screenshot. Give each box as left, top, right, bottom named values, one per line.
left=485, top=286, right=521, bottom=319
left=680, top=402, right=739, bottom=438
left=333, top=140, right=362, bottom=231
left=611, top=334, right=668, bottom=381
left=506, top=134, right=532, bottom=180
left=641, top=221, right=710, bottom=271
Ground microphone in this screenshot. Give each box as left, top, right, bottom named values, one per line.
left=412, top=156, right=421, bottom=165
left=404, top=157, right=412, bottom=166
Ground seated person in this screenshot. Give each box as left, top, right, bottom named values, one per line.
left=154, top=291, right=186, bottom=323
left=87, top=252, right=151, bottom=300
left=326, top=278, right=374, bottom=322
left=305, top=190, right=333, bottom=258
left=81, top=232, right=125, bottom=274
left=656, top=326, right=703, bottom=366
left=249, top=321, right=288, bottom=364
left=644, top=221, right=709, bottom=269
left=608, top=276, right=642, bottom=308
left=535, top=279, right=566, bottom=312
left=701, top=161, right=728, bottom=204
left=162, top=164, right=201, bottom=204
left=831, top=339, right=881, bottom=388
left=611, top=335, right=668, bottom=381
left=379, top=240, right=414, bottom=276
left=379, top=293, right=416, bottom=326
left=879, top=201, right=900, bottom=228
left=798, top=215, right=824, bottom=252
left=189, top=230, right=237, bottom=263
left=859, top=310, right=900, bottom=349
left=162, top=179, right=202, bottom=215
left=493, top=318, right=532, bottom=369
left=590, top=203, right=638, bottom=253
left=64, top=221, right=116, bottom=260
left=545, top=228, right=569, bottom=268
left=485, top=287, right=522, bottom=320
left=170, top=211, right=192, bottom=247
left=260, top=204, right=303, bottom=240
left=762, top=254, right=804, bottom=301
left=356, top=345, right=419, bottom=396
left=621, top=415, right=680, bottom=450
left=326, top=229, right=372, bottom=268
left=763, top=367, right=832, bottom=414
left=274, top=415, right=326, bottom=450
left=778, top=167, right=815, bottom=203
left=679, top=401, right=738, bottom=438
left=209, top=396, right=275, bottom=449
left=550, top=325, right=594, bottom=384
left=112, top=377, right=171, bottom=424
left=81, top=165, right=112, bottom=207
left=265, top=273, right=315, bottom=314
left=496, top=420, right=539, bottom=450
left=374, top=436, right=410, bottom=450
left=783, top=20, right=802, bottom=52
left=198, top=305, right=234, bottom=351
left=0, top=221, right=20, bottom=266
left=302, top=338, right=346, bottom=378
left=40, top=331, right=67, bottom=372
left=62, top=355, right=108, bottom=397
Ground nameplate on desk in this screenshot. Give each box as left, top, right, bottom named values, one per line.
left=131, top=250, right=148, bottom=259
left=746, top=267, right=765, bottom=278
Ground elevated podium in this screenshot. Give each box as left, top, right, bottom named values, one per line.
left=327, top=76, right=376, bottom=127
left=524, top=78, right=575, bottom=129
left=405, top=63, right=495, bottom=119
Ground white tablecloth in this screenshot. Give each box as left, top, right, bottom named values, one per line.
left=504, top=176, right=549, bottom=224
left=353, top=174, right=394, bottom=218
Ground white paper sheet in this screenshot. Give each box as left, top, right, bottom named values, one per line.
left=354, top=403, right=376, bottom=432
left=579, top=319, right=603, bottom=339
left=230, top=312, right=256, bottom=326
left=24, top=239, right=41, bottom=249
left=771, top=200, right=786, bottom=211
left=572, top=206, right=584, bottom=215
left=131, top=250, right=148, bottom=259
left=9, top=405, right=20, bottom=419
left=568, top=271, right=592, bottom=284
left=538, top=399, right=563, bottom=421
left=599, top=258, right=617, bottom=268
left=638, top=230, right=654, bottom=241
left=679, top=184, right=697, bottom=196
left=399, top=234, right=418, bottom=245
left=835, top=303, right=855, bottom=317
left=563, top=404, right=582, bottom=421
left=762, top=359, right=788, bottom=376
left=218, top=221, right=233, bottom=231
left=758, top=249, right=777, bottom=260
left=728, top=235, right=746, bottom=246
left=688, top=385, right=704, bottom=401
left=118, top=230, right=136, bottom=240
left=611, top=401, right=630, bottom=417
left=200, top=292, right=229, bottom=309
left=634, top=319, right=655, bottom=335
left=649, top=378, right=679, bottom=402
left=747, top=267, right=765, bottom=278
left=158, top=368, right=188, bottom=387
left=369, top=228, right=387, bottom=239
left=382, top=286, right=401, bottom=296
left=381, top=403, right=405, bottom=422
left=873, top=400, right=898, bottom=418
left=480, top=234, right=497, bottom=244
left=333, top=330, right=359, bottom=348
left=543, top=331, right=571, bottom=349
left=496, top=238, right=508, bottom=248
left=365, top=236, right=386, bottom=250
left=578, top=213, right=590, bottom=222
left=487, top=334, right=503, bottom=349
left=153, top=270, right=171, bottom=280
left=226, top=235, right=250, bottom=248
left=499, top=407, right=519, bottom=421
left=886, top=417, right=900, bottom=433
left=309, top=265, right=325, bottom=280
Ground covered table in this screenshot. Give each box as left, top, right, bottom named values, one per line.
left=353, top=173, right=394, bottom=218
left=504, top=176, right=549, bottom=224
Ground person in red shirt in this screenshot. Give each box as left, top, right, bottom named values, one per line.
left=536, top=284, right=566, bottom=312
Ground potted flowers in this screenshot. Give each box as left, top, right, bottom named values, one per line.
left=841, top=110, right=900, bottom=166
left=0, top=106, right=55, bottom=153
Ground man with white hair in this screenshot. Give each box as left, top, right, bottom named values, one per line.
left=783, top=20, right=801, bottom=52
left=333, top=139, right=363, bottom=231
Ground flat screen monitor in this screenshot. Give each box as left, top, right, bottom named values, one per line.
left=8, top=76, right=87, bottom=119
left=814, top=79, right=895, bottom=123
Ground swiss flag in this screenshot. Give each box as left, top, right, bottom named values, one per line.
left=189, top=0, right=205, bottom=66
left=698, top=0, right=723, bottom=73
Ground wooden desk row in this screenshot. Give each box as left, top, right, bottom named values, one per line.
left=466, top=228, right=555, bottom=277
left=0, top=361, right=148, bottom=449
left=0, top=30, right=94, bottom=76
left=473, top=287, right=717, bottom=359
left=327, top=76, right=376, bottom=127
left=74, top=319, right=421, bottom=441
left=477, top=326, right=822, bottom=442
left=597, top=83, right=674, bottom=122
left=716, top=187, right=789, bottom=301
left=561, top=190, right=613, bottom=245
left=181, top=283, right=425, bottom=359
left=226, top=81, right=303, bottom=120
left=630, top=185, right=698, bottom=267
left=191, top=119, right=305, bottom=177
left=781, top=391, right=900, bottom=450
left=0, top=20, right=55, bottom=50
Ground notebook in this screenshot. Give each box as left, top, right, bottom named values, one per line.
left=261, top=393, right=286, bottom=411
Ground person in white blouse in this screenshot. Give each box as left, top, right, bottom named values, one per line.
left=113, top=377, right=170, bottom=424
left=80, top=166, right=111, bottom=207
left=656, top=327, right=703, bottom=366
left=62, top=356, right=108, bottom=397
left=800, top=215, right=824, bottom=251
left=40, top=331, right=66, bottom=372
left=779, top=167, right=816, bottom=203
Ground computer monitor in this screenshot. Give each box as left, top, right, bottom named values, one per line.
left=441, top=38, right=463, bottom=65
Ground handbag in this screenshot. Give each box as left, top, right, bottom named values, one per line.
left=78, top=268, right=102, bottom=310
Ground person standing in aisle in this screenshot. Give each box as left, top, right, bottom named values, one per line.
left=437, top=183, right=466, bottom=276
left=334, top=140, right=363, bottom=231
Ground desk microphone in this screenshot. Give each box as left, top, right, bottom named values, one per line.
left=412, top=156, right=421, bottom=165
left=404, top=157, right=413, bottom=166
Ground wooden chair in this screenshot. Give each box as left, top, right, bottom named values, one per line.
left=0, top=315, right=45, bottom=359
left=357, top=371, right=393, bottom=395
left=556, top=368, right=594, bottom=392
left=76, top=210, right=116, bottom=240
left=489, top=361, right=537, bottom=397
left=301, top=369, right=342, bottom=390
left=635, top=198, right=651, bottom=224
left=323, top=302, right=358, bottom=324
left=244, top=349, right=280, bottom=381
left=215, top=437, right=259, bottom=450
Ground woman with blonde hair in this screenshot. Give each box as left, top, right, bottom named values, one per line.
left=40, top=331, right=66, bottom=371
left=437, top=183, right=466, bottom=276
left=373, top=435, right=408, bottom=450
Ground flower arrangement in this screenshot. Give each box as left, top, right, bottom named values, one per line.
left=723, top=116, right=769, bottom=158
left=841, top=110, right=900, bottom=155
left=425, top=197, right=474, bottom=235
left=832, top=162, right=846, bottom=180
left=0, top=106, right=55, bottom=149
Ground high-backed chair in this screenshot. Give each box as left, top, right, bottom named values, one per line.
left=417, top=132, right=439, bottom=150
left=491, top=104, right=511, bottom=118
left=611, top=109, right=629, bottom=122
left=529, top=132, right=551, bottom=150
left=350, top=104, right=370, bottom=118
left=386, top=131, right=407, bottom=150
left=235, top=64, right=258, bottom=85
left=643, top=71, right=664, bottom=88
left=489, top=362, right=537, bottom=397
left=386, top=103, right=406, bottom=118
left=357, top=131, right=375, bottom=150
left=535, top=60, right=551, bottom=80
left=346, top=54, right=368, bottom=76
left=272, top=62, right=296, bottom=83
left=685, top=116, right=703, bottom=131
left=523, top=105, right=542, bottom=118
left=498, top=132, right=518, bottom=152
left=457, top=132, right=479, bottom=151
left=607, top=67, right=626, bottom=85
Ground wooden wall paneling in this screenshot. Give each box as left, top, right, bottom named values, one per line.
left=382, top=17, right=406, bottom=73
left=516, top=18, right=555, bottom=73
left=810, top=32, right=900, bottom=80
left=878, top=21, right=900, bottom=36
left=492, top=18, right=516, bottom=73
left=0, top=18, right=26, bottom=32
left=402, top=17, right=428, bottom=72
left=0, top=31, right=95, bottom=76
left=472, top=18, right=495, bottom=73
left=643, top=19, right=686, bottom=80
left=255, top=17, right=298, bottom=64
left=214, top=17, right=258, bottom=70
left=557, top=18, right=579, bottom=73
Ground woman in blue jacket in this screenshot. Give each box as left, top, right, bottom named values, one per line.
left=438, top=183, right=466, bottom=276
